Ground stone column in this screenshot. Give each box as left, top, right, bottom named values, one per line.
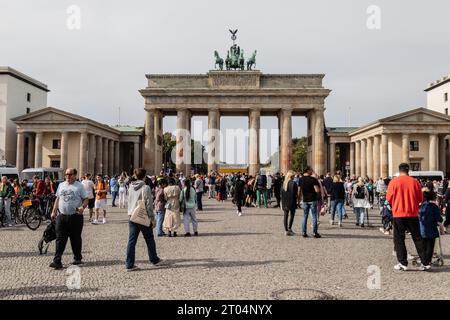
left=144, top=109, right=155, bottom=174
left=96, top=136, right=103, bottom=175
left=373, top=135, right=380, bottom=180
left=27, top=133, right=35, bottom=168
left=314, top=109, right=325, bottom=175
left=79, top=132, right=88, bottom=175
left=402, top=133, right=409, bottom=164
left=154, top=110, right=163, bottom=175
left=16, top=132, right=25, bottom=172
left=439, top=135, right=446, bottom=173
left=366, top=137, right=373, bottom=179
left=60, top=132, right=69, bottom=170
left=207, top=108, right=220, bottom=173
left=355, top=141, right=361, bottom=177
left=114, top=141, right=120, bottom=175
left=108, top=139, right=114, bottom=175
left=35, top=132, right=43, bottom=168
left=184, top=110, right=192, bottom=175
left=429, top=134, right=438, bottom=171
left=248, top=108, right=261, bottom=176
left=88, top=134, right=96, bottom=174
left=350, top=143, right=355, bottom=176
left=381, top=134, right=389, bottom=178
left=329, top=142, right=336, bottom=174
left=176, top=109, right=190, bottom=174
left=360, top=139, right=367, bottom=178
left=279, top=108, right=292, bottom=174
left=103, top=138, right=109, bottom=175
left=133, top=142, right=140, bottom=170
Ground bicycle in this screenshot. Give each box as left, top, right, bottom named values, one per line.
left=22, top=194, right=56, bottom=230
left=10, top=196, right=26, bottom=225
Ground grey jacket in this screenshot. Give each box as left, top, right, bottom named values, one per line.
left=127, top=180, right=154, bottom=219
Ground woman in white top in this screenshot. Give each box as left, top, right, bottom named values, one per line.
left=118, top=172, right=128, bottom=209
left=82, top=174, right=95, bottom=222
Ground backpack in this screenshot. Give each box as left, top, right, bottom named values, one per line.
left=38, top=220, right=56, bottom=254
left=355, top=185, right=365, bottom=199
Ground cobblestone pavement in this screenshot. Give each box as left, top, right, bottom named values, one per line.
left=0, top=196, right=449, bottom=300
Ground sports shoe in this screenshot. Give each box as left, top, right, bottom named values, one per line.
left=71, top=260, right=83, bottom=265
left=151, top=259, right=167, bottom=267
left=285, top=231, right=290, bottom=236
left=383, top=230, right=390, bottom=235
left=92, top=219, right=98, bottom=225
left=419, top=264, right=431, bottom=271
left=379, top=227, right=385, bottom=233
left=313, top=233, right=322, bottom=238
left=302, top=233, right=308, bottom=238
left=238, top=212, right=242, bottom=216
left=49, top=262, right=63, bottom=270
left=288, top=229, right=295, bottom=235
left=102, top=218, right=106, bottom=224
left=236, top=210, right=240, bottom=215
left=338, top=222, right=342, bottom=228
left=393, top=263, right=408, bottom=271
left=126, top=265, right=140, bottom=272
left=329, top=220, right=334, bottom=225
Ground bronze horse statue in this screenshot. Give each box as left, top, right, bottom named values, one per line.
left=247, top=50, right=257, bottom=70
left=214, top=50, right=224, bottom=70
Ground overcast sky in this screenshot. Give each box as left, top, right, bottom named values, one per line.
left=2, top=0, right=450, bottom=163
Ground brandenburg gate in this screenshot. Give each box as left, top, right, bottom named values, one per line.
left=139, top=32, right=331, bottom=176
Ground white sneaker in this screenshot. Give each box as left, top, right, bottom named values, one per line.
left=236, top=210, right=240, bottom=215
left=338, top=222, right=342, bottom=228
left=379, top=227, right=385, bottom=233
left=238, top=212, right=242, bottom=216
left=7, top=224, right=13, bottom=227
left=407, top=254, right=415, bottom=261
left=419, top=264, right=431, bottom=271
left=102, top=218, right=106, bottom=224
left=383, top=231, right=390, bottom=235
left=393, top=263, right=408, bottom=271
left=92, top=219, right=98, bottom=225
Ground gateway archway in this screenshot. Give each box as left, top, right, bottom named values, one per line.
left=140, top=70, right=331, bottom=176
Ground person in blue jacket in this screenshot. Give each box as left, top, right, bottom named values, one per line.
left=419, top=186, right=444, bottom=270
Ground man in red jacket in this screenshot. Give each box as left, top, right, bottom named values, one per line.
left=386, top=163, right=426, bottom=271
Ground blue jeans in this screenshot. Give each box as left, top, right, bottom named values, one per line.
left=111, top=191, right=118, bottom=206
left=156, top=209, right=165, bottom=236
left=332, top=199, right=344, bottom=223
left=354, top=207, right=365, bottom=225
left=126, top=221, right=159, bottom=269
left=302, top=201, right=318, bottom=235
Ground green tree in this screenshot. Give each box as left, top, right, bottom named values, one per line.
left=162, top=132, right=207, bottom=174
left=291, top=137, right=308, bottom=172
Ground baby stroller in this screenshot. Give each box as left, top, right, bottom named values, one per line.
left=411, top=229, right=445, bottom=267
left=38, top=220, right=56, bottom=254
left=379, top=200, right=393, bottom=235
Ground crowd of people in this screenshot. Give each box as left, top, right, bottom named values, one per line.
left=1, top=161, right=448, bottom=272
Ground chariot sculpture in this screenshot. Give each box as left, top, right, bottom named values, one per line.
left=213, top=29, right=257, bottom=71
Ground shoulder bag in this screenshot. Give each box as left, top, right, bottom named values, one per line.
left=130, top=187, right=151, bottom=227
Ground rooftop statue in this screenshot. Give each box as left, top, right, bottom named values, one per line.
left=213, top=30, right=257, bottom=71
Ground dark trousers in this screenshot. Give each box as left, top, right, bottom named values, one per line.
left=445, top=203, right=450, bottom=227
left=54, top=214, right=84, bottom=264
left=274, top=191, right=281, bottom=207
left=235, top=197, right=243, bottom=213
left=126, top=221, right=159, bottom=269
left=422, top=238, right=436, bottom=266
left=196, top=192, right=203, bottom=210
left=111, top=191, right=118, bottom=206
left=283, top=208, right=295, bottom=231
left=393, top=217, right=426, bottom=266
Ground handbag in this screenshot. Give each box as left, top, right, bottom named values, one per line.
left=130, top=187, right=151, bottom=227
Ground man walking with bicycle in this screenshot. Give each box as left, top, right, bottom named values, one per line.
left=0, top=176, right=15, bottom=227
left=50, top=168, right=88, bottom=269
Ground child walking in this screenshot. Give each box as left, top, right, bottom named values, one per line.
left=418, top=187, right=444, bottom=270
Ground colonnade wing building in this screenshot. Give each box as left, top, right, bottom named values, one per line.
left=327, top=108, right=450, bottom=178
left=12, top=107, right=143, bottom=176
